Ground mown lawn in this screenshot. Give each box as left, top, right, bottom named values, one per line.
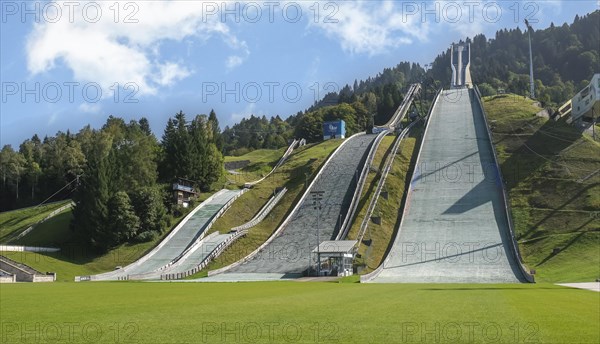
left=483, top=94, right=600, bottom=282
left=0, top=282, right=598, bottom=343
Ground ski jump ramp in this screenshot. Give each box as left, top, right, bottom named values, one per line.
left=363, top=88, right=531, bottom=283
left=78, top=189, right=242, bottom=281
left=206, top=133, right=378, bottom=280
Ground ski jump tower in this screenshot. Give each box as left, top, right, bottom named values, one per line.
left=450, top=43, right=472, bottom=88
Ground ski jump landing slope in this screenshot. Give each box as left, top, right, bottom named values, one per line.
left=82, top=189, right=241, bottom=281
left=366, top=88, right=528, bottom=283
left=214, top=133, right=377, bottom=279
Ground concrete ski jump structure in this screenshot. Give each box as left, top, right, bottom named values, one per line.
left=208, top=133, right=377, bottom=280
left=203, top=85, right=422, bottom=281
left=451, top=43, right=472, bottom=88
left=77, top=189, right=243, bottom=281
left=362, top=87, right=533, bottom=283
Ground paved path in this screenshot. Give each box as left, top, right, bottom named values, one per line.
left=557, top=282, right=600, bottom=292
left=370, top=88, right=525, bottom=283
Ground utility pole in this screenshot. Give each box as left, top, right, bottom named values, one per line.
left=311, top=190, right=324, bottom=276
left=525, top=19, right=535, bottom=99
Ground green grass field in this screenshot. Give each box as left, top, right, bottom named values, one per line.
left=0, top=200, right=72, bottom=242
left=483, top=94, right=600, bottom=282
left=1, top=282, right=598, bottom=343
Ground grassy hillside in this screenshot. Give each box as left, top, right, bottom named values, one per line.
left=483, top=94, right=600, bottom=282
left=195, top=140, right=343, bottom=274
left=0, top=200, right=72, bottom=242
left=225, top=147, right=287, bottom=184
left=1, top=207, right=193, bottom=282
left=1, top=282, right=598, bottom=343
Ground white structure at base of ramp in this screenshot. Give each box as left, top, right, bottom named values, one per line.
left=364, top=88, right=528, bottom=283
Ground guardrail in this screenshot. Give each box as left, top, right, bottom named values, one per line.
left=208, top=132, right=366, bottom=277
left=161, top=188, right=288, bottom=280
left=156, top=189, right=248, bottom=273
left=0, top=245, right=60, bottom=252
left=354, top=118, right=422, bottom=248
left=473, top=85, right=535, bottom=283
left=244, top=139, right=300, bottom=187
left=338, top=84, right=422, bottom=240
left=8, top=202, right=74, bottom=243
left=336, top=129, right=389, bottom=240
left=361, top=88, right=441, bottom=283
left=383, top=83, right=421, bottom=129
left=231, top=188, right=287, bottom=232
left=162, top=229, right=249, bottom=280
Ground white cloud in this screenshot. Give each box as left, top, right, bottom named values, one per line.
left=26, top=1, right=247, bottom=97
left=78, top=102, right=101, bottom=114
left=226, top=55, right=245, bottom=70
left=302, top=1, right=428, bottom=55
left=230, top=103, right=257, bottom=123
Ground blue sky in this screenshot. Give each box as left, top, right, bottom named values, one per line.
left=1, top=0, right=598, bottom=146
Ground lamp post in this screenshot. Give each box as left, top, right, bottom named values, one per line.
left=311, top=190, right=324, bottom=276
left=525, top=19, right=535, bottom=99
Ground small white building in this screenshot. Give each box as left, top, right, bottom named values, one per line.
left=312, top=240, right=357, bottom=277
left=571, top=73, right=600, bottom=121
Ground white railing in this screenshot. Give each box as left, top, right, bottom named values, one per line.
left=338, top=83, right=422, bottom=240
left=244, top=139, right=299, bottom=187
left=231, top=188, right=287, bottom=232
left=161, top=229, right=248, bottom=280
left=9, top=202, right=74, bottom=243
left=161, top=188, right=288, bottom=279
left=355, top=118, right=422, bottom=248
left=0, top=245, right=60, bottom=252
left=473, top=85, right=535, bottom=283
left=361, top=88, right=441, bottom=283
left=156, top=189, right=248, bottom=272
left=336, top=129, right=389, bottom=240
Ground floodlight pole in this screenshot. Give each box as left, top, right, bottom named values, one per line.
left=311, top=190, right=324, bottom=276
left=526, top=20, right=535, bottom=99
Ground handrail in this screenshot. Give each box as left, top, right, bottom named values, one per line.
left=159, top=189, right=248, bottom=271
left=8, top=202, right=74, bottom=243
left=338, top=84, right=421, bottom=240
left=162, top=188, right=288, bottom=279
left=161, top=229, right=249, bottom=280
left=382, top=84, right=421, bottom=129
left=355, top=119, right=421, bottom=248
left=230, top=188, right=288, bottom=232
left=361, top=88, right=441, bottom=283
left=244, top=139, right=299, bottom=187
left=473, top=85, right=535, bottom=283
left=336, top=129, right=389, bottom=240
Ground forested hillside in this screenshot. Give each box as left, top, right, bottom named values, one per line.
left=429, top=11, right=599, bottom=105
